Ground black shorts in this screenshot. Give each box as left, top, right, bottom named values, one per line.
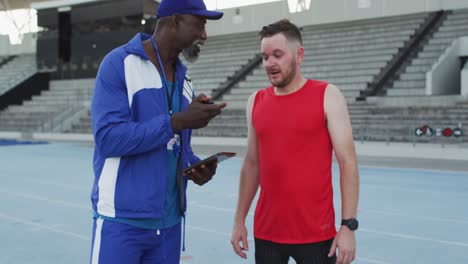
left=255, top=238, right=337, bottom=264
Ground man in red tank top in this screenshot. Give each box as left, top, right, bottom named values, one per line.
left=231, top=19, right=360, bottom=264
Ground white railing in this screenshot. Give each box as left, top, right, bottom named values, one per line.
left=426, top=36, right=468, bottom=95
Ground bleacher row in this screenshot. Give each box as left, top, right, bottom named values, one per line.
left=0, top=54, right=36, bottom=96
left=0, top=10, right=467, bottom=143
left=389, top=9, right=468, bottom=96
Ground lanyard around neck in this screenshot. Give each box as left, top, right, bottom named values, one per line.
left=150, top=38, right=186, bottom=216
left=151, top=37, right=177, bottom=115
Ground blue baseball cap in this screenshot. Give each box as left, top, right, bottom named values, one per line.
left=157, top=0, right=224, bottom=20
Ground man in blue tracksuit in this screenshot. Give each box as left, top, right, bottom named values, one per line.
left=89, top=0, right=225, bottom=263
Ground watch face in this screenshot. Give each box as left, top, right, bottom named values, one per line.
left=348, top=219, right=358, bottom=230
left=343, top=219, right=359, bottom=230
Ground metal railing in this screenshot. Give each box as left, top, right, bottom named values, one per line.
left=39, top=88, right=92, bottom=133
left=355, top=119, right=465, bottom=146
left=357, top=10, right=447, bottom=101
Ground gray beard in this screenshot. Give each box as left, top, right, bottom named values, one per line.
left=182, top=42, right=201, bottom=63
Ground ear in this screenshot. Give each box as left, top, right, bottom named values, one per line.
left=296, top=46, right=304, bottom=65
left=170, top=15, right=183, bottom=32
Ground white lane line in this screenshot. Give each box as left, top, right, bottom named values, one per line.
left=186, top=225, right=234, bottom=238
left=0, top=212, right=90, bottom=241
left=190, top=200, right=468, bottom=226
left=14, top=177, right=90, bottom=192
left=359, top=164, right=468, bottom=175
left=0, top=211, right=391, bottom=264
left=0, top=189, right=89, bottom=210
left=360, top=208, right=468, bottom=225
left=188, top=201, right=254, bottom=217
left=357, top=182, right=468, bottom=197
left=190, top=188, right=238, bottom=198
left=187, top=225, right=390, bottom=264
left=189, top=202, right=468, bottom=248
left=11, top=177, right=468, bottom=224
left=360, top=227, right=468, bottom=247
left=357, top=257, right=391, bottom=264
left=4, top=188, right=468, bottom=248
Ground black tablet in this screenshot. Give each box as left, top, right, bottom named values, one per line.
left=183, top=152, right=236, bottom=174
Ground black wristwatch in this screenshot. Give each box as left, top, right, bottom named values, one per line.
left=341, top=218, right=359, bottom=231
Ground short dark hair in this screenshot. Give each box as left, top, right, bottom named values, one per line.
left=259, top=19, right=302, bottom=45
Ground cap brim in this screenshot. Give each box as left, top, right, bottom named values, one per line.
left=193, top=10, right=224, bottom=20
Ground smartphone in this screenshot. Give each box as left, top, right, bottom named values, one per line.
left=183, top=152, right=236, bottom=174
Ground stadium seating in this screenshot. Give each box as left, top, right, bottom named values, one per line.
left=388, top=9, right=468, bottom=96
left=352, top=103, right=468, bottom=142
left=219, top=13, right=429, bottom=110
left=0, top=56, right=7, bottom=65
left=0, top=79, right=94, bottom=132
left=184, top=31, right=260, bottom=96
left=1, top=10, right=467, bottom=143
left=0, top=54, right=37, bottom=96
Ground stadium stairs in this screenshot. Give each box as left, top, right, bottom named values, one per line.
left=0, top=55, right=16, bottom=68
left=0, top=54, right=38, bottom=98
left=192, top=10, right=468, bottom=143
left=0, top=79, right=94, bottom=132
left=385, top=9, right=468, bottom=96
left=68, top=32, right=263, bottom=134
left=183, top=31, right=261, bottom=97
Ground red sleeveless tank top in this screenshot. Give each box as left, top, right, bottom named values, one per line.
left=252, top=79, right=336, bottom=243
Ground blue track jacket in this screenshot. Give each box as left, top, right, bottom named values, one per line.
left=91, top=33, right=200, bottom=219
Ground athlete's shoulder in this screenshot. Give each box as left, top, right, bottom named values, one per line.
left=306, top=79, right=329, bottom=88
left=247, top=90, right=258, bottom=109
left=255, top=85, right=273, bottom=98
left=324, top=83, right=343, bottom=96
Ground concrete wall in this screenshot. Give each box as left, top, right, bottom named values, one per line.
left=0, top=33, right=36, bottom=56
left=427, top=37, right=468, bottom=95
left=206, top=0, right=468, bottom=36
left=441, top=0, right=468, bottom=10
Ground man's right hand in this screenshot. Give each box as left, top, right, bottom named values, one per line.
left=171, top=94, right=227, bottom=132
left=231, top=222, right=249, bottom=259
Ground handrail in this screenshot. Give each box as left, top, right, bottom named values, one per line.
left=462, top=56, right=468, bottom=68
left=211, top=53, right=262, bottom=101
left=0, top=55, right=16, bottom=68
left=39, top=90, right=88, bottom=132
left=357, top=10, right=447, bottom=101
left=40, top=104, right=77, bottom=132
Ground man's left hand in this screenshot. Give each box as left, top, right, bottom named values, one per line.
left=328, top=226, right=356, bottom=264
left=184, top=160, right=217, bottom=186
